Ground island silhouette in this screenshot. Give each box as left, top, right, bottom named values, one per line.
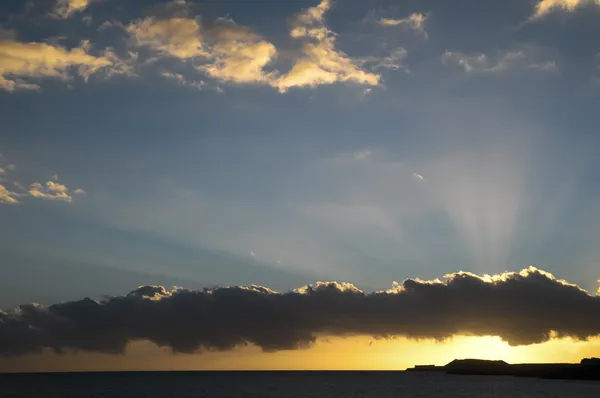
left=406, top=358, right=600, bottom=380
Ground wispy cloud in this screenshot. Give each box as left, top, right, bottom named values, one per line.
left=413, top=173, right=424, bottom=181
left=353, top=148, right=373, bottom=161
left=441, top=48, right=558, bottom=74
left=161, top=72, right=205, bottom=90
left=378, top=13, right=429, bottom=38
left=361, top=47, right=409, bottom=73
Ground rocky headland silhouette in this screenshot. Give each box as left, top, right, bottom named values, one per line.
left=406, top=358, right=600, bottom=380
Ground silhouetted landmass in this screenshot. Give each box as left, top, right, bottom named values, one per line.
left=406, top=358, right=600, bottom=380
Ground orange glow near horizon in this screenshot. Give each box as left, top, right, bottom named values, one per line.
left=1, top=335, right=600, bottom=373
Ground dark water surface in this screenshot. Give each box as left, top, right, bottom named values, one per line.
left=1, top=371, right=599, bottom=397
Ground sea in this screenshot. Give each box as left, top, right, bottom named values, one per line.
left=1, top=371, right=599, bottom=397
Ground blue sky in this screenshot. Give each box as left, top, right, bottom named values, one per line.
left=1, top=0, right=600, bottom=308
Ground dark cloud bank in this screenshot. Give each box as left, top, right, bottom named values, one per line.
left=1, top=267, right=599, bottom=357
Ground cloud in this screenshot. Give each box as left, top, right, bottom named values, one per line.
left=127, top=15, right=276, bottom=85
left=28, top=181, right=73, bottom=203
left=361, top=47, right=409, bottom=73
left=0, top=185, right=19, bottom=204
left=161, top=72, right=205, bottom=90
left=125, top=1, right=378, bottom=92
left=353, top=149, right=372, bottom=161
left=378, top=13, right=428, bottom=38
left=54, top=0, right=92, bottom=19
left=0, top=157, right=84, bottom=204
left=198, top=19, right=277, bottom=84
left=74, top=188, right=86, bottom=194
left=529, top=61, right=560, bottom=73
left=413, top=173, right=424, bottom=181
left=0, top=164, right=16, bottom=174
left=47, top=181, right=68, bottom=193
left=532, top=0, right=600, bottom=19
left=273, top=0, right=380, bottom=92
left=0, top=38, right=123, bottom=92
left=441, top=49, right=558, bottom=74
left=127, top=17, right=208, bottom=59
left=1, top=267, right=599, bottom=357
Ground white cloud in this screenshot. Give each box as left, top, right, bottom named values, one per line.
left=273, top=0, right=380, bottom=92
left=532, top=0, right=600, bottom=19
left=413, top=173, right=424, bottom=181
left=529, top=61, right=560, bottom=73
left=378, top=13, right=428, bottom=38
left=74, top=188, right=87, bottom=194
left=250, top=251, right=256, bottom=257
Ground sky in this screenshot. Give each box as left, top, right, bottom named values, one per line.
left=1, top=0, right=600, bottom=371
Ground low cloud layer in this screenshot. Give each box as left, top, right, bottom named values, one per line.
left=1, top=267, right=599, bottom=357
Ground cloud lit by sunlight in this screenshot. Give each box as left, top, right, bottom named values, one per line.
left=532, top=0, right=600, bottom=19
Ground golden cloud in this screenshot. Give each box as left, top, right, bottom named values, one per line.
left=0, top=184, right=19, bottom=204
left=29, top=182, right=73, bottom=203
left=200, top=20, right=277, bottom=84
left=532, top=0, right=600, bottom=18
left=125, top=1, right=379, bottom=92
left=127, top=17, right=208, bottom=59
left=273, top=0, right=380, bottom=92
left=0, top=39, right=114, bottom=92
